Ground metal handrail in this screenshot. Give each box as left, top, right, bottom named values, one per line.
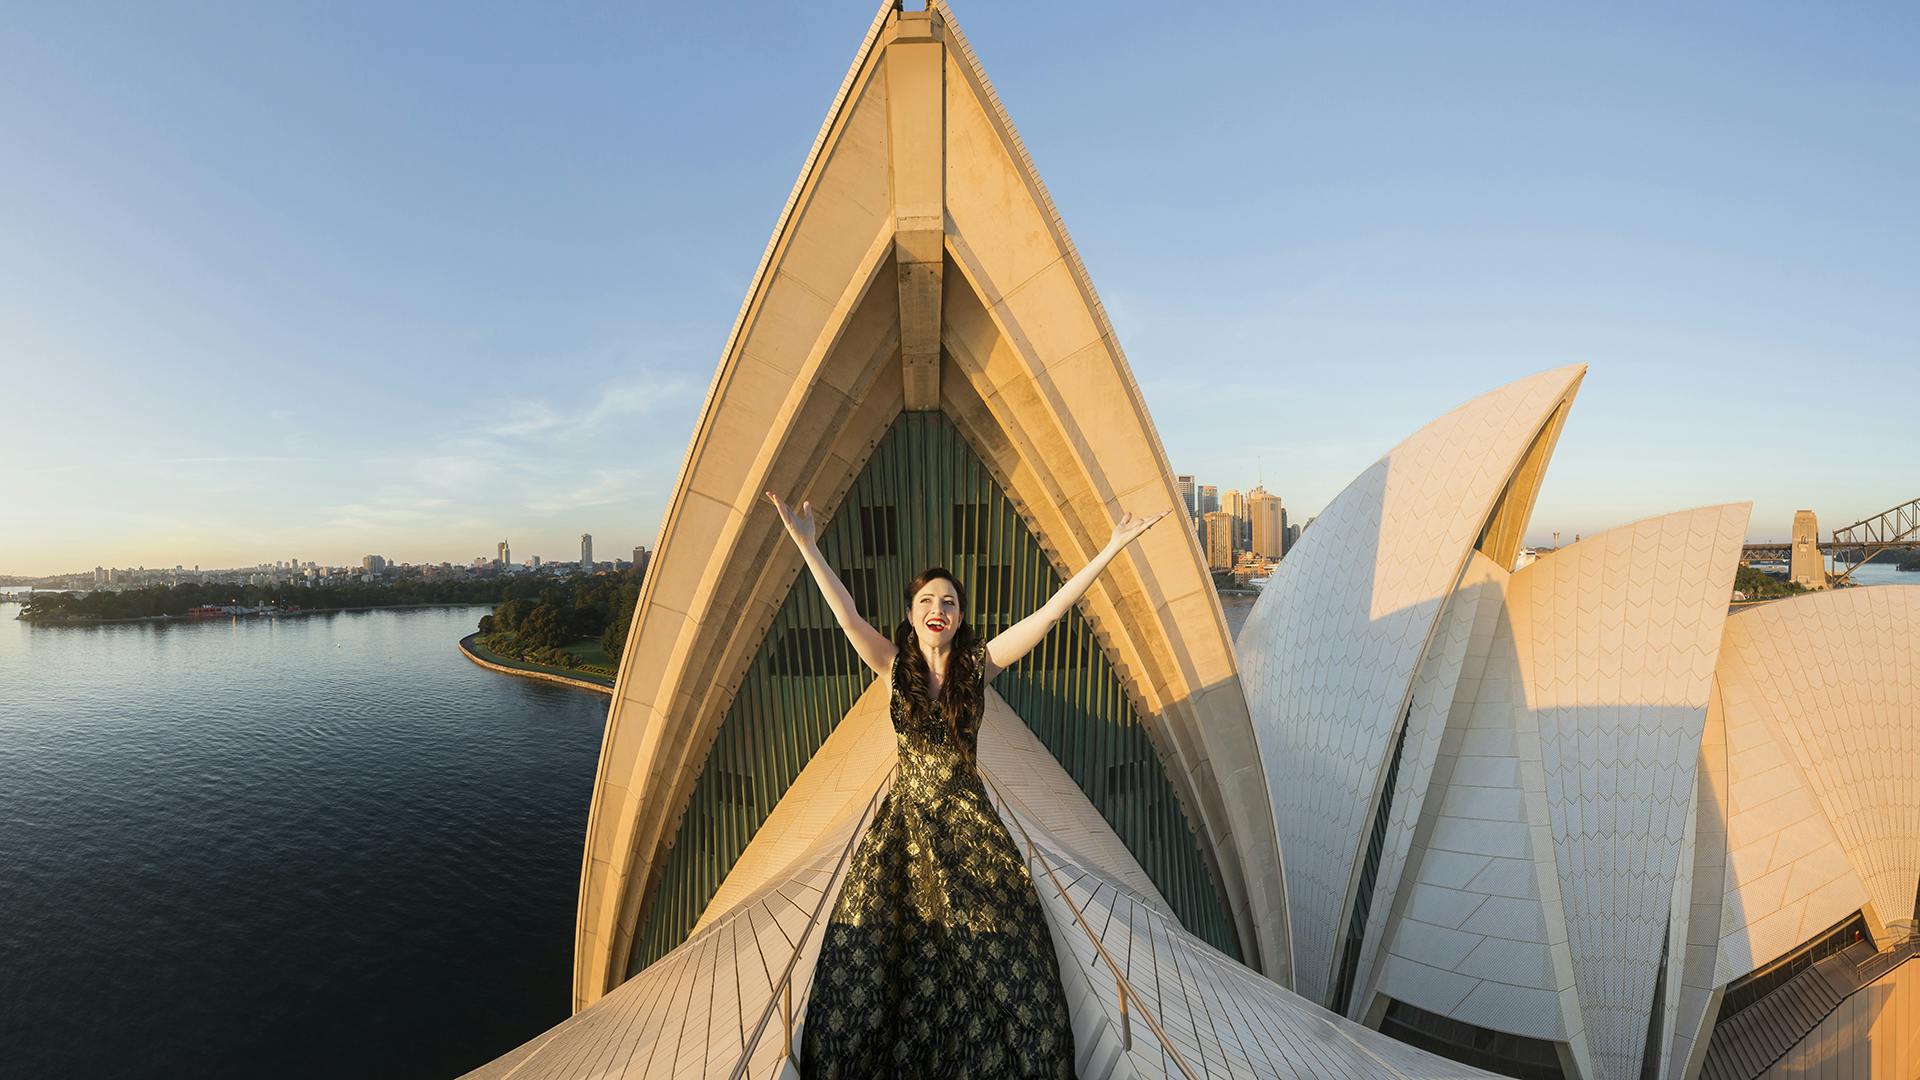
left=728, top=765, right=898, bottom=1080
left=976, top=768, right=1203, bottom=1080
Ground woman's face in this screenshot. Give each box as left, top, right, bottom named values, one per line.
left=911, top=579, right=962, bottom=649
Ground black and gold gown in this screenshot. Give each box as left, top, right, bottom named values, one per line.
left=800, top=638, right=1076, bottom=1079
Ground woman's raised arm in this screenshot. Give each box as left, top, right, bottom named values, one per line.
left=766, top=492, right=897, bottom=677
left=983, top=508, right=1172, bottom=679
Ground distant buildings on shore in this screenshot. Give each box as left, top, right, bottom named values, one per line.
left=34, top=537, right=654, bottom=593
left=1178, top=472, right=1306, bottom=584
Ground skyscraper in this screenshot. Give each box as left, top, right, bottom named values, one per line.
left=580, top=534, right=593, bottom=569
left=1203, top=511, right=1235, bottom=571
left=1197, top=484, right=1219, bottom=516
left=632, top=546, right=651, bottom=577
left=498, top=540, right=511, bottom=567
left=1175, top=474, right=1196, bottom=519
left=1223, top=488, right=1248, bottom=552
left=1248, top=488, right=1284, bottom=558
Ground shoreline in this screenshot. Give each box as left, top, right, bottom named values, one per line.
left=458, top=633, right=614, bottom=696
left=14, top=602, right=491, bottom=627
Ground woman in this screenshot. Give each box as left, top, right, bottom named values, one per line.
left=765, top=490, right=1170, bottom=1079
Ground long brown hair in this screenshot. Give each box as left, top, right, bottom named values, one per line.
left=892, top=567, right=981, bottom=752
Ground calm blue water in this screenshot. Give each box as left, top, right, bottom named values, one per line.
left=0, top=604, right=607, bottom=1079
left=1834, top=561, right=1917, bottom=587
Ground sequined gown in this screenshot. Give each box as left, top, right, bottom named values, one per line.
left=800, top=639, right=1075, bottom=1079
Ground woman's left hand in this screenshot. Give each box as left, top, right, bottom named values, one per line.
left=1108, top=508, right=1172, bottom=550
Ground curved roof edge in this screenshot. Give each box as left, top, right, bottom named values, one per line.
left=579, top=1, right=1292, bottom=1006
left=1712, top=585, right=1920, bottom=968
left=1238, top=363, right=1584, bottom=1005
left=1511, top=501, right=1750, bottom=1079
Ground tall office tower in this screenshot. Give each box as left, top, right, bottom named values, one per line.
left=1198, top=485, right=1219, bottom=516
left=1790, top=509, right=1827, bottom=590
left=1176, top=474, right=1196, bottom=519
left=363, top=554, right=386, bottom=575
left=93, top=566, right=105, bottom=585
left=632, top=546, right=652, bottom=577
left=532, top=555, right=542, bottom=570
left=580, top=534, right=594, bottom=568
left=1249, top=489, right=1285, bottom=558
left=1223, top=489, right=1248, bottom=552
left=1203, top=511, right=1235, bottom=571
left=1287, top=523, right=1301, bottom=550
left=1279, top=506, right=1291, bottom=554
left=498, top=540, right=511, bottom=567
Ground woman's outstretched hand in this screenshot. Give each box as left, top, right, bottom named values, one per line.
left=766, top=491, right=818, bottom=548
left=1107, top=508, right=1172, bottom=551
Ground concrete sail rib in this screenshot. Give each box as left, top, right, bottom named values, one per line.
left=574, top=1, right=905, bottom=1010
left=1712, top=587, right=1920, bottom=957
left=1374, top=552, right=1576, bottom=1046
left=1514, top=503, right=1750, bottom=1080
left=579, top=0, right=1291, bottom=1008
left=1237, top=364, right=1585, bottom=1006
left=475, top=696, right=1501, bottom=1080
left=934, top=2, right=1291, bottom=981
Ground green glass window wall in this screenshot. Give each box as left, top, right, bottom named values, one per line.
left=628, top=411, right=1237, bottom=975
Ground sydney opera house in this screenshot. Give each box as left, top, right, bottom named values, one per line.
left=468, top=3, right=1918, bottom=1077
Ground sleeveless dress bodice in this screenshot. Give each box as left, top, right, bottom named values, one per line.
left=799, top=639, right=1075, bottom=1079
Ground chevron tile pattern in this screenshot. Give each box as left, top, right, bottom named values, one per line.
left=1514, top=504, right=1749, bottom=1080
left=1713, top=587, right=1920, bottom=949
left=1238, top=365, right=1584, bottom=1004
left=469, top=693, right=1492, bottom=1079
left=1375, top=551, right=1578, bottom=1048
left=1348, top=552, right=1502, bottom=1023
left=984, top=718, right=1501, bottom=1079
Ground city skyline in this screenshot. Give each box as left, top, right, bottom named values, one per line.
left=4, top=3, right=1916, bottom=577
left=4, top=535, right=638, bottom=582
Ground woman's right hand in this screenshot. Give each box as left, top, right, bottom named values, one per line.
left=766, top=491, right=817, bottom=548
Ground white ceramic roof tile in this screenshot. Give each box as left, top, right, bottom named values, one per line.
left=1376, top=555, right=1572, bottom=1044
left=1511, top=503, right=1748, bottom=1080
left=475, top=693, right=1497, bottom=1078
left=1711, top=586, right=1920, bottom=979
left=1237, top=365, right=1584, bottom=1004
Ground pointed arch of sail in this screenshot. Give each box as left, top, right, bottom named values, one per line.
left=575, top=0, right=1287, bottom=1008
left=1236, top=364, right=1586, bottom=1007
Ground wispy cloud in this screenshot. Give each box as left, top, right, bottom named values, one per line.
left=323, top=495, right=456, bottom=531
left=523, top=467, right=652, bottom=515
left=475, top=372, right=695, bottom=444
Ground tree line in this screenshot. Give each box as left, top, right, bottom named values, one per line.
left=476, top=572, right=644, bottom=677
left=1733, top=564, right=1808, bottom=600
left=19, top=578, right=506, bottom=622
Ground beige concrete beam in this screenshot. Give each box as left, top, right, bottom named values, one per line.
left=887, top=12, right=944, bottom=409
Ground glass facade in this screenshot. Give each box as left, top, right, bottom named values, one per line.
left=628, top=411, right=1236, bottom=975
left=1331, top=710, right=1410, bottom=1014
left=1715, top=911, right=1870, bottom=1022
left=1379, top=998, right=1567, bottom=1080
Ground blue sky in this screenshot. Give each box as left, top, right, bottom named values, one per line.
left=3, top=2, right=1916, bottom=576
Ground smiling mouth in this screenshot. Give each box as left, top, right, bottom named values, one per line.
left=926, top=617, right=948, bottom=632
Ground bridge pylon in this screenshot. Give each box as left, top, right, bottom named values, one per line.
left=1790, top=509, right=1828, bottom=590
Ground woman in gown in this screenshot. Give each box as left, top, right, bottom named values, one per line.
left=766, top=491, right=1170, bottom=1079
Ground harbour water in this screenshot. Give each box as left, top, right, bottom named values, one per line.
left=1, top=567, right=1911, bottom=1077
left=0, top=604, right=607, bottom=1079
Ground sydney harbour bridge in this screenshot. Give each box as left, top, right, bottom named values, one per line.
left=1741, top=496, right=1920, bottom=584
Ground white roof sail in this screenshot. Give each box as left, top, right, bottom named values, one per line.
left=1238, top=364, right=1585, bottom=1005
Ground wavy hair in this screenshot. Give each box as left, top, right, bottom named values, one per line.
left=891, top=567, right=981, bottom=754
